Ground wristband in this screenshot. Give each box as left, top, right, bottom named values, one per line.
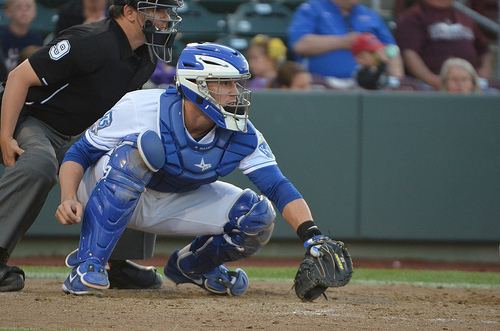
left=296, top=220, right=322, bottom=243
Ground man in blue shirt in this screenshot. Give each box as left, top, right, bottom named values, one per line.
left=288, top=0, right=403, bottom=82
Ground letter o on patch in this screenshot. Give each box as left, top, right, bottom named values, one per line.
left=49, top=40, right=71, bottom=60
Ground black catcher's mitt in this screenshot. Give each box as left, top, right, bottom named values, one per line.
left=294, top=235, right=353, bottom=301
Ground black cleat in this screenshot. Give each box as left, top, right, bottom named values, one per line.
left=108, top=260, right=163, bottom=289
left=0, top=263, right=25, bottom=292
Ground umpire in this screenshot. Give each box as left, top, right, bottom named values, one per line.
left=0, top=0, right=182, bottom=292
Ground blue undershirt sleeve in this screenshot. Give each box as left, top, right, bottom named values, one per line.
left=62, top=135, right=107, bottom=172
left=246, top=165, right=302, bottom=213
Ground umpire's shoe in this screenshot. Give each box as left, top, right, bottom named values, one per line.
left=108, top=260, right=163, bottom=289
left=0, top=263, right=25, bottom=292
left=65, top=249, right=162, bottom=290
left=164, top=250, right=249, bottom=296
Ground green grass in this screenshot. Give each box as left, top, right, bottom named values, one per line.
left=21, top=265, right=500, bottom=289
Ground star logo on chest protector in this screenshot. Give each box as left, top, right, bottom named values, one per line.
left=194, top=157, right=212, bottom=171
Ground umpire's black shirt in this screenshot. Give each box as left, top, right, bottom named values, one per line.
left=25, top=19, right=156, bottom=136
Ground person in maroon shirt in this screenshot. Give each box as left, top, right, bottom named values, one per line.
left=395, top=0, right=492, bottom=89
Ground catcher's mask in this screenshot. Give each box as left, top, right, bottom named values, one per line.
left=113, top=0, right=182, bottom=62
left=176, top=43, right=252, bottom=132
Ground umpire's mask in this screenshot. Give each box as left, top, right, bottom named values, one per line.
left=137, top=0, right=182, bottom=62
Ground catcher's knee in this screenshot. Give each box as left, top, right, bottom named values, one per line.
left=225, top=189, right=276, bottom=257
left=175, top=190, right=276, bottom=274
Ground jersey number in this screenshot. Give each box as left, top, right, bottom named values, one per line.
left=49, top=40, right=71, bottom=61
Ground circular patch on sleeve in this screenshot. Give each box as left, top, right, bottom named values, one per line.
left=49, top=40, right=71, bottom=60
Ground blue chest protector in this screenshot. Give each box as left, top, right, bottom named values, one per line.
left=147, top=89, right=258, bottom=193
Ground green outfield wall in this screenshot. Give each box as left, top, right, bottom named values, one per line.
left=2, top=91, right=499, bottom=241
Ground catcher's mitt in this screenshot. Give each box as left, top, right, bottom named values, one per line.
left=294, top=235, right=353, bottom=301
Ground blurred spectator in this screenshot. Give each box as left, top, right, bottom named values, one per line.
left=439, top=57, right=481, bottom=94
left=0, top=0, right=43, bottom=73
left=246, top=34, right=287, bottom=90
left=269, top=61, right=313, bottom=90
left=352, top=32, right=397, bottom=90
left=394, top=0, right=498, bottom=42
left=287, top=0, right=403, bottom=86
left=55, top=0, right=109, bottom=34
left=395, top=0, right=493, bottom=90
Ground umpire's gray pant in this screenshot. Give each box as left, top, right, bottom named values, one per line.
left=0, top=114, right=155, bottom=261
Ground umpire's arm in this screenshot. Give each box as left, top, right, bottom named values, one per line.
left=0, top=60, right=42, bottom=166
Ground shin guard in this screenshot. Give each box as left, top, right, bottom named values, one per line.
left=77, top=131, right=164, bottom=266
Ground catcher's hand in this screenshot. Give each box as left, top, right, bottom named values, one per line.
left=294, top=235, right=353, bottom=301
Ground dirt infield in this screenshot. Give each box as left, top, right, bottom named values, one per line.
left=1, top=279, right=499, bottom=330
left=2, top=256, right=500, bottom=330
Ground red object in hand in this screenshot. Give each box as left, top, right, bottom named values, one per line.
left=351, top=33, right=384, bottom=55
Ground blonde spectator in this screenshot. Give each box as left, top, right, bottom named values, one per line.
left=246, top=34, right=287, bottom=90
left=270, top=61, right=312, bottom=90
left=439, top=58, right=481, bottom=94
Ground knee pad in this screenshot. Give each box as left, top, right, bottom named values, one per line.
left=175, top=189, right=276, bottom=275
left=225, top=189, right=276, bottom=254
left=77, top=131, right=164, bottom=266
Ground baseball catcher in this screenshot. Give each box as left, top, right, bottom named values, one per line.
left=55, top=42, right=353, bottom=300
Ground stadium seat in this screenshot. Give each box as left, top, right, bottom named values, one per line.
left=227, top=1, right=292, bottom=39
left=197, top=0, right=247, bottom=14
left=177, top=0, right=227, bottom=43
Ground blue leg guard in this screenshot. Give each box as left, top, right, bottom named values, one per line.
left=75, top=131, right=164, bottom=289
left=164, top=189, right=276, bottom=295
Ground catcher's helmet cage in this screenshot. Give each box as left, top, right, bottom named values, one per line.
left=176, top=43, right=252, bottom=132
left=112, top=0, right=182, bottom=62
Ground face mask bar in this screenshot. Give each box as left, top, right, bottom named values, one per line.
left=137, top=1, right=182, bottom=62
left=201, top=77, right=252, bottom=132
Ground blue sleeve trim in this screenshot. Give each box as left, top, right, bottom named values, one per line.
left=247, top=165, right=302, bottom=213
left=62, top=135, right=107, bottom=172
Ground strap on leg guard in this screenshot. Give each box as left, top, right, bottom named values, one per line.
left=177, top=189, right=276, bottom=275
left=77, top=131, right=164, bottom=266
